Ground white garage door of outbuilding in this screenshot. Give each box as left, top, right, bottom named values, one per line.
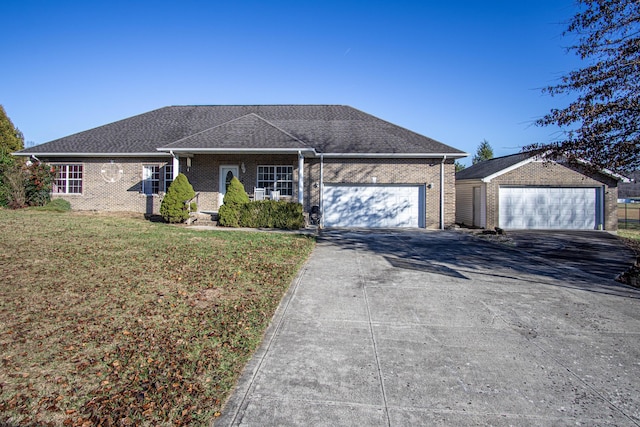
left=499, top=187, right=601, bottom=230
left=323, top=185, right=425, bottom=228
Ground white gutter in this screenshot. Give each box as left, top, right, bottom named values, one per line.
left=321, top=152, right=468, bottom=159
left=13, top=152, right=171, bottom=157
left=157, top=148, right=317, bottom=156
left=440, top=155, right=446, bottom=230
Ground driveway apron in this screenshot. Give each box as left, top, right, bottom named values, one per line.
left=215, top=230, right=640, bottom=426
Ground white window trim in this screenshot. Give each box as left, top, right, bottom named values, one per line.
left=164, top=164, right=174, bottom=193
left=52, top=163, right=84, bottom=195
left=257, top=165, right=294, bottom=197
left=142, top=164, right=161, bottom=195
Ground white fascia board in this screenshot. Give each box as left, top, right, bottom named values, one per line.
left=321, top=152, right=469, bottom=159
left=157, top=147, right=317, bottom=157
left=572, top=158, right=630, bottom=182
left=13, top=152, right=171, bottom=157
left=481, top=157, right=537, bottom=182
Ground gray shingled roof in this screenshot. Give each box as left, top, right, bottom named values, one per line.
left=17, top=105, right=466, bottom=156
left=455, top=152, right=533, bottom=180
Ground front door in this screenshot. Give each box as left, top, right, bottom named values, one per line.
left=219, top=165, right=239, bottom=208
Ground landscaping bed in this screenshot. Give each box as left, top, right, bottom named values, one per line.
left=0, top=209, right=315, bottom=426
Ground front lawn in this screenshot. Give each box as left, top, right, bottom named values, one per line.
left=0, top=210, right=315, bottom=426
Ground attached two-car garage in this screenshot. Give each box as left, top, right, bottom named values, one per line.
left=322, top=184, right=425, bottom=228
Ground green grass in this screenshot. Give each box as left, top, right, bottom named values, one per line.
left=0, top=209, right=315, bottom=426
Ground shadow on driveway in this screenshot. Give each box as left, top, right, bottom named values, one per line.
left=318, top=228, right=640, bottom=299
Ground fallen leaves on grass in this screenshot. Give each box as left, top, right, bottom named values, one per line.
left=0, top=209, right=314, bottom=425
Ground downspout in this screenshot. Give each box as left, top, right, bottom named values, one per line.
left=440, top=155, right=446, bottom=230
left=298, top=151, right=304, bottom=205
left=600, top=185, right=606, bottom=230
left=319, top=154, right=324, bottom=228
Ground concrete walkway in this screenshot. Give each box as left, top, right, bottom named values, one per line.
left=215, top=229, right=640, bottom=426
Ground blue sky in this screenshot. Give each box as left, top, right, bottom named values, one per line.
left=1, top=0, right=581, bottom=165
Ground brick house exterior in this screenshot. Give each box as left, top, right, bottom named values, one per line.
left=456, top=153, right=623, bottom=231
left=16, top=105, right=466, bottom=229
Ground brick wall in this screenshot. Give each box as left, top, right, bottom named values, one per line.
left=484, top=160, right=619, bottom=230
left=44, top=155, right=457, bottom=229
left=305, top=158, right=456, bottom=229
left=48, top=157, right=173, bottom=214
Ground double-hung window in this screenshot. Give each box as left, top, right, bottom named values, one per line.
left=257, top=165, right=293, bottom=196
left=164, top=164, right=173, bottom=192
left=142, top=165, right=160, bottom=195
left=53, top=164, right=83, bottom=194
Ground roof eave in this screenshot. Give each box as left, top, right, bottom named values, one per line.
left=157, top=147, right=318, bottom=157
left=13, top=152, right=171, bottom=158
left=321, top=152, right=468, bottom=159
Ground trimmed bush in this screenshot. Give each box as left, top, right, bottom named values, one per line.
left=221, top=200, right=304, bottom=229
left=218, top=177, right=249, bottom=227
left=218, top=204, right=241, bottom=227
left=222, top=177, right=249, bottom=206
left=217, top=179, right=303, bottom=229
left=34, top=198, right=71, bottom=212
left=160, top=173, right=196, bottom=223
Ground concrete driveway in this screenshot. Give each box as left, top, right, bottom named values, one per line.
left=215, top=229, right=640, bottom=426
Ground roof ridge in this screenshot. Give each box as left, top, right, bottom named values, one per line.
left=247, top=113, right=314, bottom=149
left=163, top=112, right=314, bottom=149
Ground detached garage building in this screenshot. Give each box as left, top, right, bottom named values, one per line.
left=455, top=152, right=624, bottom=231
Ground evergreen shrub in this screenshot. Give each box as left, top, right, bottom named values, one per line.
left=35, top=198, right=71, bottom=212
left=217, top=178, right=304, bottom=229
left=217, top=177, right=249, bottom=227
left=160, top=173, right=196, bottom=223
left=224, top=200, right=304, bottom=229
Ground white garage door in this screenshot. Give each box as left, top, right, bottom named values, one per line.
left=323, top=185, right=424, bottom=228
left=499, top=187, right=600, bottom=230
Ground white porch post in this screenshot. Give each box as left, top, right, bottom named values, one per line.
left=298, top=151, right=304, bottom=205
left=172, top=153, right=179, bottom=179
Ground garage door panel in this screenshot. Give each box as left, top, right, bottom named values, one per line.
left=323, top=185, right=424, bottom=228
left=499, top=187, right=597, bottom=230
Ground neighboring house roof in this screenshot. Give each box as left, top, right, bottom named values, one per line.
left=456, top=151, right=628, bottom=183
left=455, top=152, right=533, bottom=181
left=16, top=105, right=467, bottom=158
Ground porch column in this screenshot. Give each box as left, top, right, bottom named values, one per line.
left=172, top=155, right=179, bottom=179
left=298, top=151, right=304, bottom=205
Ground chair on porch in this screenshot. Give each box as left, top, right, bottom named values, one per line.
left=270, top=190, right=280, bottom=201
left=254, top=188, right=265, bottom=201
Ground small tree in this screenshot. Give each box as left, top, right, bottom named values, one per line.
left=0, top=105, right=24, bottom=166
left=472, top=139, right=494, bottom=164
left=160, top=173, right=196, bottom=223
left=218, top=177, right=249, bottom=227
left=222, top=177, right=249, bottom=206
